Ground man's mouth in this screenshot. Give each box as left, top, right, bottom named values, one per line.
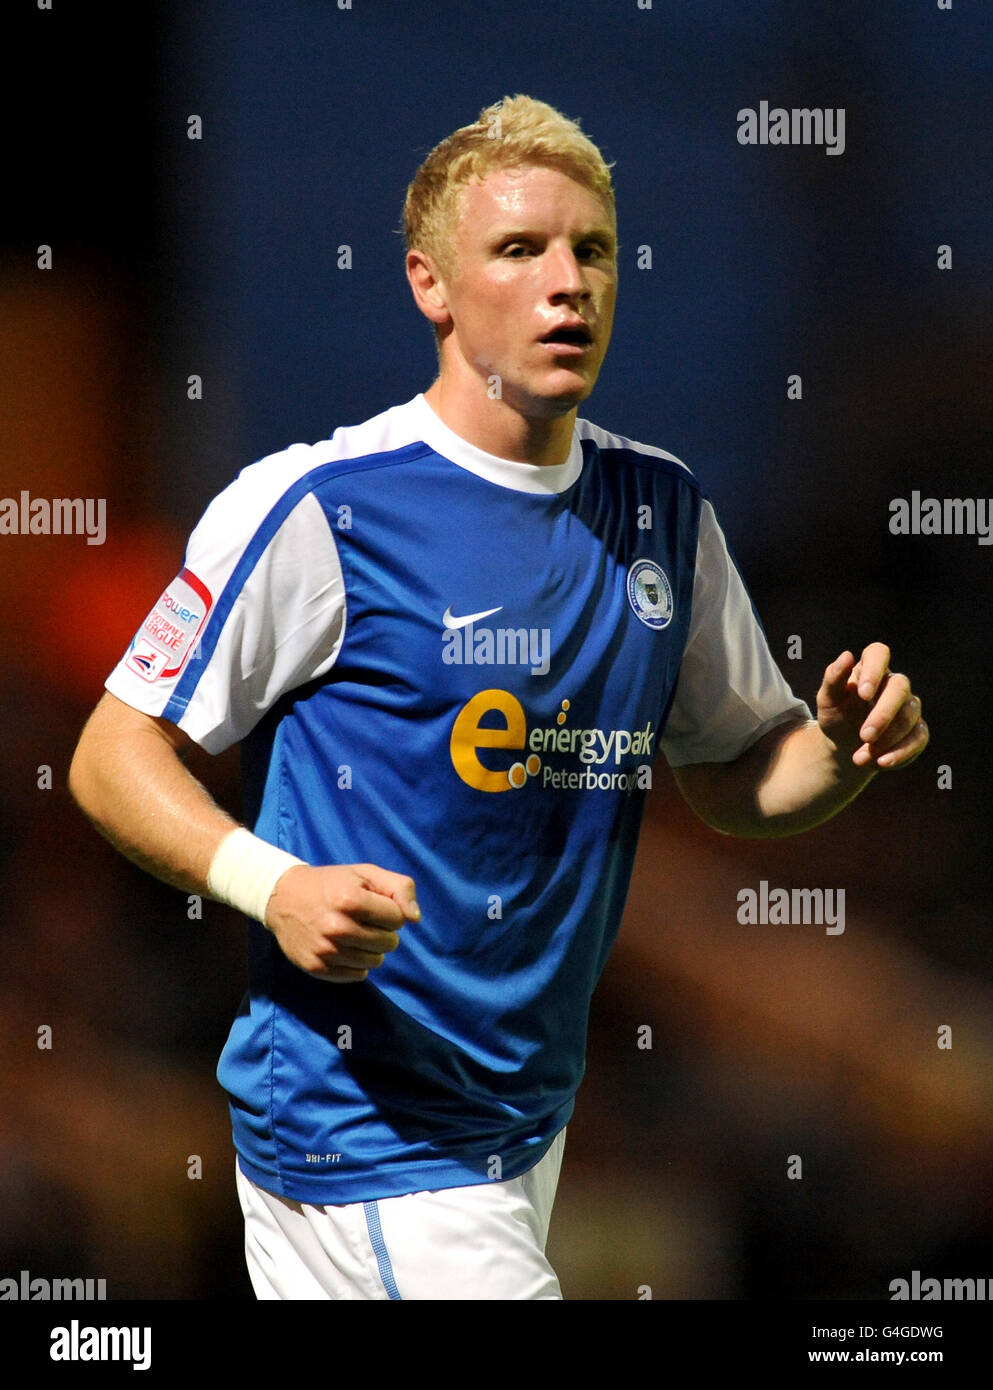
left=538, top=323, right=594, bottom=356
left=539, top=324, right=594, bottom=347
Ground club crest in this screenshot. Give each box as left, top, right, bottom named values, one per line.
left=626, top=558, right=673, bottom=630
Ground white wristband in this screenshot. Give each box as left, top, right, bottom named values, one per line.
left=207, top=827, right=305, bottom=926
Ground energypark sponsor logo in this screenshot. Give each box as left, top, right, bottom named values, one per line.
left=450, top=689, right=655, bottom=793
left=125, top=567, right=212, bottom=683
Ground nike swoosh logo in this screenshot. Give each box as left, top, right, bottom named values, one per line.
left=442, top=604, right=503, bottom=630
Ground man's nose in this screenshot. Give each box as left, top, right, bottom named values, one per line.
left=545, top=244, right=588, bottom=300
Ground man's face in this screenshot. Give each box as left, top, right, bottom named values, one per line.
left=437, top=163, right=618, bottom=417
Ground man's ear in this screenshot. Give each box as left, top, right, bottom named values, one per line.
left=406, top=249, right=452, bottom=329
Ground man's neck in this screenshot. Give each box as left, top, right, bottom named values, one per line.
left=422, top=378, right=577, bottom=467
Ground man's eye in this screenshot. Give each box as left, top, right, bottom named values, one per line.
left=502, top=243, right=532, bottom=257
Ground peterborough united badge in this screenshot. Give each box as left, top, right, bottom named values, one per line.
left=626, top=558, right=673, bottom=630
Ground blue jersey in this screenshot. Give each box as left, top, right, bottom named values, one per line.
left=107, top=393, right=809, bottom=1202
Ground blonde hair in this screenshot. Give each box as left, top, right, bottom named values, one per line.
left=403, top=94, right=616, bottom=281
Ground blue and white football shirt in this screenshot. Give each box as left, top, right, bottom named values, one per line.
left=106, top=393, right=810, bottom=1203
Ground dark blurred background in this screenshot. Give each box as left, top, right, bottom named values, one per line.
left=2, top=0, right=991, bottom=1300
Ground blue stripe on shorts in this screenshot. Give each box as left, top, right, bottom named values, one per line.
left=363, top=1201, right=402, bottom=1300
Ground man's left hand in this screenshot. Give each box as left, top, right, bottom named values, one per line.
left=816, top=643, right=929, bottom=771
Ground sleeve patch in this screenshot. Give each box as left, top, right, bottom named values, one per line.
left=124, top=567, right=213, bottom=683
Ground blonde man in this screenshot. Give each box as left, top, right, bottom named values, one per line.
left=70, top=96, right=927, bottom=1300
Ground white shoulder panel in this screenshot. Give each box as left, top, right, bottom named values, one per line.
left=575, top=417, right=694, bottom=474
left=106, top=397, right=432, bottom=751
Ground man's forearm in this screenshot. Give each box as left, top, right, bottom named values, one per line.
left=68, top=692, right=239, bottom=895
left=673, top=717, right=876, bottom=838
left=70, top=696, right=416, bottom=978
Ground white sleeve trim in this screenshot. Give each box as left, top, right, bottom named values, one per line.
left=106, top=460, right=347, bottom=754
left=660, top=499, right=811, bottom=767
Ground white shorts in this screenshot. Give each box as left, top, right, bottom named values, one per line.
left=235, top=1129, right=567, bottom=1301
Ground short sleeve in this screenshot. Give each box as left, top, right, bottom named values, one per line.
left=105, top=448, right=347, bottom=754
left=660, top=498, right=811, bottom=767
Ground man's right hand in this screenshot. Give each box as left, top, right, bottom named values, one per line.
left=264, top=863, right=420, bottom=982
